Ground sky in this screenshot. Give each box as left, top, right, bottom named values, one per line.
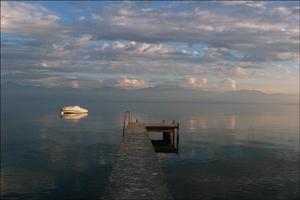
left=1, top=1, right=299, bottom=94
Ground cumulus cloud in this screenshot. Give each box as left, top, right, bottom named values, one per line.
left=182, top=76, right=208, bottom=89
left=233, top=67, right=248, bottom=76
left=40, top=61, right=49, bottom=68
left=114, top=77, right=148, bottom=90
left=180, top=76, right=239, bottom=92
left=202, top=47, right=235, bottom=62
left=81, top=2, right=299, bottom=59
left=222, top=1, right=266, bottom=8
left=16, top=74, right=148, bottom=90
left=29, top=77, right=65, bottom=88
left=216, top=66, right=250, bottom=77
left=78, top=16, right=86, bottom=21
left=1, top=1, right=299, bottom=93
left=74, top=34, right=93, bottom=46
left=98, top=41, right=179, bottom=56
left=225, top=78, right=237, bottom=90
left=1, top=1, right=61, bottom=38
left=70, top=80, right=80, bottom=89
left=21, top=76, right=104, bottom=89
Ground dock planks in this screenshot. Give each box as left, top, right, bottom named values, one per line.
left=102, top=122, right=173, bottom=200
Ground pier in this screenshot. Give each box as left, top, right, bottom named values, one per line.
left=102, top=112, right=179, bottom=200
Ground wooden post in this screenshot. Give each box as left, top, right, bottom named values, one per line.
left=173, top=121, right=176, bottom=146
left=172, top=129, right=175, bottom=145
left=176, top=122, right=179, bottom=153
left=163, top=131, right=172, bottom=145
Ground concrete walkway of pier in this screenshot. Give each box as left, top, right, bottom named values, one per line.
left=102, top=122, right=174, bottom=200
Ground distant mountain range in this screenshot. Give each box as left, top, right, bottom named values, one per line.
left=2, top=81, right=299, bottom=104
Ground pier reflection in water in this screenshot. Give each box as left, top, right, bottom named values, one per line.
left=148, top=122, right=180, bottom=154
left=151, top=132, right=179, bottom=154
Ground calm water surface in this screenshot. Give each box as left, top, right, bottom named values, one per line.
left=1, top=95, right=299, bottom=200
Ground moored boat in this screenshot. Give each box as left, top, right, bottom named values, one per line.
left=60, top=105, right=88, bottom=115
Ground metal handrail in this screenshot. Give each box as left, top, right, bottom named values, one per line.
left=122, top=111, right=131, bottom=136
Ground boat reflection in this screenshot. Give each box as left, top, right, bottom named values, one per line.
left=61, top=113, right=88, bottom=122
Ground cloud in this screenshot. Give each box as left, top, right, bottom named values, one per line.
left=114, top=77, right=148, bottom=90
left=233, top=67, right=248, bottom=76
left=20, top=76, right=104, bottom=89
left=221, top=1, right=266, bottom=8
left=1, top=1, right=299, bottom=94
left=179, top=76, right=240, bottom=92
left=225, top=78, right=237, bottom=90
left=1, top=1, right=61, bottom=38
left=98, top=40, right=179, bottom=56
left=29, top=77, right=65, bottom=88
left=183, top=76, right=208, bottom=89
left=78, top=16, right=86, bottom=21
left=70, top=80, right=80, bottom=89
left=18, top=74, right=148, bottom=90
left=216, top=66, right=250, bottom=77
left=82, top=2, right=298, bottom=57
left=40, top=61, right=49, bottom=68
left=202, top=47, right=235, bottom=63
left=73, top=34, right=93, bottom=46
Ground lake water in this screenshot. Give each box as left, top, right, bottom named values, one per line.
left=1, top=93, right=299, bottom=200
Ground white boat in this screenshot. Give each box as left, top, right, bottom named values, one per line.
left=60, top=105, right=88, bottom=115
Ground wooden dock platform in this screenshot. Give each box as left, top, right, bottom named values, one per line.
left=102, top=121, right=178, bottom=200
